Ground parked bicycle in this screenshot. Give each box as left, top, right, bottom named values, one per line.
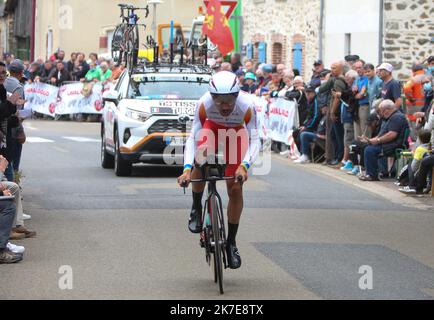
left=111, top=4, right=149, bottom=70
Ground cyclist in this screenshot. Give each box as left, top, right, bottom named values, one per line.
left=177, top=71, right=260, bottom=269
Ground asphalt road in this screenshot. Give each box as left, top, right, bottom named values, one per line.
left=1, top=119, right=433, bottom=300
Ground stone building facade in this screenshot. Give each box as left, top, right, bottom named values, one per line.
left=383, top=0, right=434, bottom=79
left=241, top=0, right=320, bottom=80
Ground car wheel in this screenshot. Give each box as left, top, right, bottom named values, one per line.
left=114, top=131, right=132, bottom=177
left=101, top=128, right=114, bottom=169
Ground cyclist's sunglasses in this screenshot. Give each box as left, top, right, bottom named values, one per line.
left=211, top=94, right=238, bottom=106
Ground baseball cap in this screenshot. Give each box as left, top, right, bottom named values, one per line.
left=427, top=56, right=434, bottom=64
left=235, top=69, right=245, bottom=77
left=377, top=63, right=394, bottom=73
left=8, top=59, right=25, bottom=73
left=345, top=55, right=360, bottom=62
left=244, top=72, right=256, bottom=81
left=261, top=64, right=273, bottom=73
left=313, top=59, right=323, bottom=66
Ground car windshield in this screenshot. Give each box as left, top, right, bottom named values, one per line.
left=129, top=77, right=209, bottom=100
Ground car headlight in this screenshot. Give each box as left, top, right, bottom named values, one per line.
left=125, top=109, right=152, bottom=122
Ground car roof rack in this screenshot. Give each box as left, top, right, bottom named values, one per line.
left=132, top=62, right=212, bottom=75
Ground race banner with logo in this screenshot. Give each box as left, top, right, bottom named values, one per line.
left=24, top=83, right=59, bottom=117
left=24, top=82, right=112, bottom=116
left=267, top=98, right=299, bottom=144
left=56, top=83, right=104, bottom=115
left=253, top=97, right=270, bottom=139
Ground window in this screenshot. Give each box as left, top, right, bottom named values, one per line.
left=344, top=33, right=351, bottom=56
left=292, top=42, right=303, bottom=75
left=272, top=42, right=283, bottom=64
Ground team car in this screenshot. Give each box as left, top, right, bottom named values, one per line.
left=101, top=64, right=212, bottom=176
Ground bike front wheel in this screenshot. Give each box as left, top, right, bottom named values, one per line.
left=211, top=193, right=224, bottom=294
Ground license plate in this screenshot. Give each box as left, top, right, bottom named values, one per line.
left=173, top=106, right=195, bottom=115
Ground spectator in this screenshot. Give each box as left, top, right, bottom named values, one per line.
left=285, top=76, right=308, bottom=124
left=256, top=64, right=273, bottom=95
left=0, top=156, right=23, bottom=264
left=317, top=61, right=347, bottom=166
left=89, top=53, right=99, bottom=66
left=240, top=72, right=257, bottom=94
left=0, top=62, right=19, bottom=157
left=55, top=50, right=66, bottom=63
left=36, top=60, right=55, bottom=83
left=290, top=85, right=322, bottom=157
left=336, top=70, right=359, bottom=171
left=347, top=113, right=382, bottom=176
left=230, top=53, right=242, bottom=73
left=276, top=64, right=286, bottom=77
left=109, top=62, right=125, bottom=82
left=243, top=59, right=254, bottom=72
left=4, top=60, right=27, bottom=183
left=345, top=55, right=360, bottom=69
left=269, top=66, right=285, bottom=92
left=66, top=52, right=77, bottom=73
left=294, top=103, right=328, bottom=164
left=220, top=62, right=232, bottom=72
left=359, top=99, right=409, bottom=181
left=49, top=60, right=71, bottom=87
left=403, top=64, right=426, bottom=137
left=399, top=129, right=431, bottom=193
left=402, top=150, right=433, bottom=195
left=72, top=53, right=90, bottom=81
left=27, top=62, right=42, bottom=83
left=271, top=70, right=294, bottom=98
left=364, top=63, right=383, bottom=112
left=353, top=61, right=370, bottom=139
left=235, top=69, right=245, bottom=84
left=3, top=53, right=13, bottom=68
left=99, top=62, right=113, bottom=84
left=83, top=62, right=100, bottom=82
left=378, top=62, right=403, bottom=109
left=310, top=60, right=324, bottom=88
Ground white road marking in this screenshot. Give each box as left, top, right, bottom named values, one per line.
left=52, top=146, right=69, bottom=153
left=62, top=137, right=100, bottom=143
left=26, top=137, right=55, bottom=143
left=23, top=124, right=38, bottom=131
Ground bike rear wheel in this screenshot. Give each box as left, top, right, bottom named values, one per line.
left=111, top=25, right=125, bottom=64
left=211, top=192, right=224, bottom=294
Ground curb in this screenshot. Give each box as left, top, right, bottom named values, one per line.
left=271, top=153, right=434, bottom=212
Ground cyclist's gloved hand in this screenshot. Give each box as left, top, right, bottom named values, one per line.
left=177, top=169, right=192, bottom=188
left=235, top=165, right=248, bottom=184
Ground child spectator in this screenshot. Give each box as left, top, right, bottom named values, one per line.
left=399, top=129, right=432, bottom=193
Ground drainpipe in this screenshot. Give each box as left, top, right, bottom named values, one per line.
left=30, top=0, right=36, bottom=61
left=378, top=0, right=384, bottom=64
left=318, top=0, right=324, bottom=60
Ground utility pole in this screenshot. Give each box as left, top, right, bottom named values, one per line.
left=148, top=0, right=164, bottom=42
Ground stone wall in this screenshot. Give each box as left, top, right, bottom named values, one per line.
left=383, top=0, right=434, bottom=80
left=242, top=0, right=320, bottom=80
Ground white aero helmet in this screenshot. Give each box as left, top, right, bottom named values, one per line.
left=209, top=71, right=240, bottom=95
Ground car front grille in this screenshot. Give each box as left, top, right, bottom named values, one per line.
left=148, top=119, right=193, bottom=134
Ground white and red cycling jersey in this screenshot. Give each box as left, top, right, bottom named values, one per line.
left=184, top=91, right=260, bottom=176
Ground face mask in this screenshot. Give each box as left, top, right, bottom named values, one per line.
left=424, top=82, right=432, bottom=91
left=429, top=66, right=434, bottom=72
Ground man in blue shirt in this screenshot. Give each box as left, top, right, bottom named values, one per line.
left=353, top=61, right=370, bottom=138
left=364, top=63, right=383, bottom=111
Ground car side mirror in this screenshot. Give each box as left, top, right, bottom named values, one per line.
left=102, top=90, right=119, bottom=106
